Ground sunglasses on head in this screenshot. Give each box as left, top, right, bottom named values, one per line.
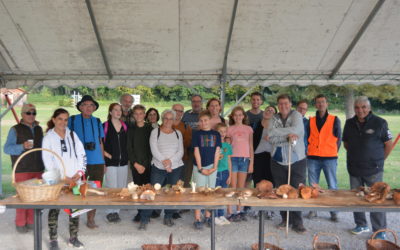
left=25, top=111, right=37, bottom=116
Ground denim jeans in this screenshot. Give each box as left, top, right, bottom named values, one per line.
left=140, top=165, right=183, bottom=223
left=308, top=158, right=338, bottom=189
left=350, top=172, right=386, bottom=232
left=215, top=170, right=229, bottom=217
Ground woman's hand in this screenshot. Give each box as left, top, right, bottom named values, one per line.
left=248, top=162, right=254, bottom=174
left=226, top=174, right=231, bottom=185
left=134, top=163, right=146, bottom=174
left=71, top=172, right=81, bottom=182
left=162, top=159, right=172, bottom=168
left=104, top=151, right=112, bottom=159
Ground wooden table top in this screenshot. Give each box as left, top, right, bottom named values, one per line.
left=1, top=189, right=399, bottom=212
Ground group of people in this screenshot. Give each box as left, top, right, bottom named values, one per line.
left=4, top=91, right=393, bottom=249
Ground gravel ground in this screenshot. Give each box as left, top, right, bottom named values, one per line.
left=0, top=208, right=399, bottom=250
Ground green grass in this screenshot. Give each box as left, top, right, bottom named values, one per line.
left=1, top=96, right=399, bottom=196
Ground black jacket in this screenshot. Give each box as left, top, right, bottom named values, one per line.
left=103, top=121, right=128, bottom=167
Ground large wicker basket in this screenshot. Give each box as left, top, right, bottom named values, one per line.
left=366, top=229, right=400, bottom=250
left=142, top=234, right=199, bottom=250
left=313, top=232, right=341, bottom=250
left=12, top=148, right=66, bottom=202
left=251, top=233, right=284, bottom=250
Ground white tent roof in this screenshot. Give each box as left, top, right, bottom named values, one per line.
left=0, top=0, right=399, bottom=88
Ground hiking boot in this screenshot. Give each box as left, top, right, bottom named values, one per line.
left=193, top=220, right=203, bottom=230
left=132, top=213, right=141, bottom=223
left=227, top=213, right=241, bottom=222
left=292, top=224, right=307, bottom=234
left=139, top=222, right=147, bottom=230
left=351, top=226, right=370, bottom=235
left=163, top=218, right=174, bottom=227
left=113, top=213, right=121, bottom=223
left=276, top=220, right=290, bottom=230
left=239, top=212, right=248, bottom=221
left=68, top=237, right=84, bottom=249
left=151, top=210, right=161, bottom=218
left=330, top=213, right=339, bottom=223
left=306, top=211, right=317, bottom=219
left=16, top=225, right=28, bottom=234
left=106, top=213, right=116, bottom=223
left=172, top=212, right=182, bottom=219
left=49, top=240, right=60, bottom=250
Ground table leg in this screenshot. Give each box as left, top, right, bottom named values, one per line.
left=34, top=209, right=42, bottom=250
left=211, top=209, right=215, bottom=250
left=258, top=210, right=264, bottom=250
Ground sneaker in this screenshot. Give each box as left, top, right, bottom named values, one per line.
left=292, top=224, right=307, bottom=234
left=239, top=212, right=248, bottom=221
left=163, top=218, right=174, bottom=227
left=138, top=222, right=147, bottom=230
left=214, top=217, right=224, bottom=226
left=205, top=217, right=213, bottom=227
left=351, top=226, right=370, bottom=235
left=374, top=232, right=386, bottom=240
left=193, top=220, right=203, bottom=230
left=132, top=213, right=141, bottom=223
left=306, top=211, right=317, bottom=219
left=276, top=220, right=290, bottom=230
left=219, top=216, right=231, bottom=225
left=151, top=210, right=161, bottom=218
left=113, top=213, right=121, bottom=223
left=16, top=225, right=28, bottom=234
left=49, top=240, right=60, bottom=250
left=68, top=237, right=84, bottom=249
left=172, top=212, right=182, bottom=219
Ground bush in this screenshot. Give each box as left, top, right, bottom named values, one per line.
left=58, top=97, right=74, bottom=107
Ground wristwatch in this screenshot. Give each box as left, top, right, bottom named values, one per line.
left=197, top=168, right=203, bottom=173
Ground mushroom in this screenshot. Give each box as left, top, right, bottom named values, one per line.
left=256, top=180, right=273, bottom=193
left=140, top=190, right=156, bottom=200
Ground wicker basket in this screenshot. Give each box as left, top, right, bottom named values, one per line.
left=142, top=234, right=199, bottom=250
left=12, top=148, right=66, bottom=202
left=367, top=229, right=400, bottom=250
left=251, top=233, right=284, bottom=250
left=313, top=232, right=341, bottom=250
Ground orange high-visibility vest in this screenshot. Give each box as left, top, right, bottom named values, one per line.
left=307, top=114, right=338, bottom=157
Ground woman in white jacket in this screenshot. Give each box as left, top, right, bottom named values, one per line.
left=42, top=108, right=86, bottom=250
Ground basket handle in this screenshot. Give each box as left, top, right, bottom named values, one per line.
left=313, top=232, right=341, bottom=249
left=264, top=232, right=281, bottom=247
left=12, top=148, right=66, bottom=184
left=370, top=229, right=398, bottom=245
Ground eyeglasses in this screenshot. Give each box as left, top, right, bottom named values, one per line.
left=163, top=117, right=174, bottom=121
left=25, top=111, right=37, bottom=116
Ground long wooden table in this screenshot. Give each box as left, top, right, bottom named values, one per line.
left=1, top=189, right=399, bottom=250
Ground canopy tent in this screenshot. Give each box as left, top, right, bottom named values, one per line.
left=0, top=0, right=400, bottom=90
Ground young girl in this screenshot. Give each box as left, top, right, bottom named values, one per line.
left=103, top=103, right=128, bottom=223
left=227, top=106, right=254, bottom=222
left=42, top=108, right=86, bottom=249
left=215, top=123, right=232, bottom=225
left=192, top=111, right=221, bottom=229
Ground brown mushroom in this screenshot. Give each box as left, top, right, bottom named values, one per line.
left=256, top=180, right=273, bottom=193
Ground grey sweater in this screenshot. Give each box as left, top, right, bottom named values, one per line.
left=268, top=110, right=306, bottom=165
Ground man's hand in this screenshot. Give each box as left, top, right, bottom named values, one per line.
left=287, top=134, right=298, bottom=142
left=104, top=151, right=112, bottom=159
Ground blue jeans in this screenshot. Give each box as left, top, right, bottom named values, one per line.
left=307, top=158, right=338, bottom=190
left=350, top=172, right=386, bottom=232
left=140, top=165, right=183, bottom=223
left=215, top=170, right=229, bottom=217
left=231, top=157, right=250, bottom=173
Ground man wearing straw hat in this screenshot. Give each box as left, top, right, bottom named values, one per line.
left=4, top=103, right=45, bottom=233
left=268, top=94, right=307, bottom=234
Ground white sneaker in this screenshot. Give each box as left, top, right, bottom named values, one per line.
left=215, top=217, right=224, bottom=226
left=220, top=216, right=231, bottom=225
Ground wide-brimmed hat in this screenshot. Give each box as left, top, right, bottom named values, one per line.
left=76, top=95, right=99, bottom=111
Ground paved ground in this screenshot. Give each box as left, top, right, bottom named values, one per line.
left=0, top=208, right=399, bottom=250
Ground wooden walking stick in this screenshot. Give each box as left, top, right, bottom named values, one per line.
left=286, top=141, right=292, bottom=238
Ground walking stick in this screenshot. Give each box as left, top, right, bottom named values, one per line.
left=286, top=141, right=292, bottom=238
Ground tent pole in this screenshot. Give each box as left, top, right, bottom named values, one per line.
left=85, top=0, right=113, bottom=80
left=220, top=0, right=239, bottom=115
left=329, top=0, right=386, bottom=79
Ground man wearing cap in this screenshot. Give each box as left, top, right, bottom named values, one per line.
left=4, top=103, right=45, bottom=233
left=68, top=95, right=105, bottom=229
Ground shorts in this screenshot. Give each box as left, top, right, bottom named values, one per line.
left=231, top=157, right=250, bottom=173
left=192, top=164, right=217, bottom=188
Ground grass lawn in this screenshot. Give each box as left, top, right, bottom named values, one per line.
left=1, top=95, right=399, bottom=196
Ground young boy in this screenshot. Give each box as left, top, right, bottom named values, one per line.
left=192, top=110, right=221, bottom=230
left=215, top=123, right=232, bottom=225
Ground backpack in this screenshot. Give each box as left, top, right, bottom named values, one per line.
left=70, top=115, right=102, bottom=143
left=157, top=127, right=179, bottom=140
left=103, top=121, right=127, bottom=142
